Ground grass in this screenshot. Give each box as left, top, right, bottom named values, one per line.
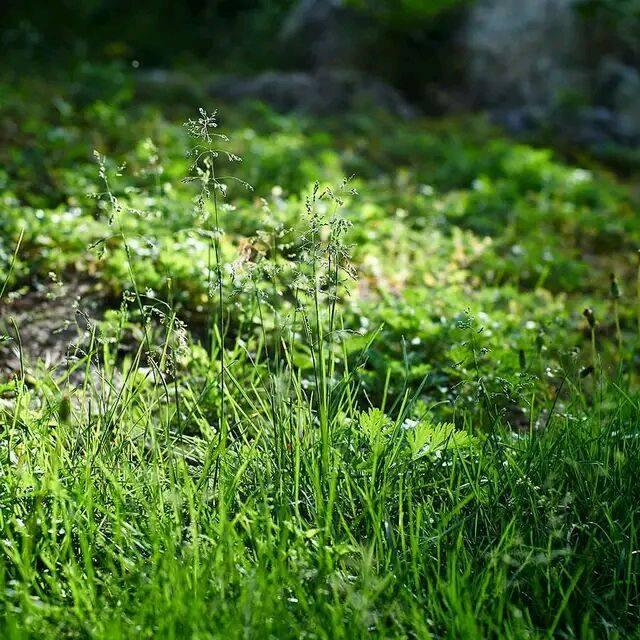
left=1, top=325, right=639, bottom=638
left=1, top=66, right=640, bottom=638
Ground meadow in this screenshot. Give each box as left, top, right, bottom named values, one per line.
left=1, top=67, right=640, bottom=638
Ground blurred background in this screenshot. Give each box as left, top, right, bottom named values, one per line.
left=2, top=0, right=640, bottom=167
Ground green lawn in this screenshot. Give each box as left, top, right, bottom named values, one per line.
left=1, top=67, right=639, bottom=638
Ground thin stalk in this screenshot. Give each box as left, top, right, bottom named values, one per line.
left=311, top=223, right=329, bottom=475
left=200, top=161, right=227, bottom=491
left=0, top=227, right=24, bottom=303
left=637, top=252, right=640, bottom=338
left=613, top=298, right=622, bottom=354
left=211, top=164, right=226, bottom=436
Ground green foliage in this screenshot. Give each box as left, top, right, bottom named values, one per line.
left=2, top=66, right=640, bottom=638
left=347, top=0, right=470, bottom=24
left=574, top=0, right=640, bottom=60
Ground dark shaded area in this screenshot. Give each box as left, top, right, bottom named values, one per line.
left=0, top=1, right=466, bottom=103
left=3, top=1, right=640, bottom=167
left=0, top=0, right=293, bottom=69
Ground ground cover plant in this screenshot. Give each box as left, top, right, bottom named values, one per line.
left=1, top=68, right=640, bottom=638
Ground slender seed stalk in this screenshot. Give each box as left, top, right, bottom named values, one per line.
left=636, top=250, right=640, bottom=338
left=614, top=299, right=622, bottom=353
left=182, top=109, right=247, bottom=490
left=211, top=163, right=226, bottom=464
left=584, top=308, right=597, bottom=367
left=610, top=273, right=622, bottom=358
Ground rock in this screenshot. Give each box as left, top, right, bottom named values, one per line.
left=562, top=107, right=632, bottom=147
left=565, top=106, right=640, bottom=147
left=463, top=0, right=640, bottom=152
left=209, top=70, right=416, bottom=119
left=134, top=69, right=205, bottom=102
left=495, top=104, right=640, bottom=151
left=280, top=0, right=370, bottom=70
left=210, top=72, right=317, bottom=112
left=491, top=106, right=543, bottom=136
left=464, top=0, right=586, bottom=109
left=595, top=58, right=640, bottom=141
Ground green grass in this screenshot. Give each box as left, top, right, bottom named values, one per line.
left=1, top=66, right=640, bottom=638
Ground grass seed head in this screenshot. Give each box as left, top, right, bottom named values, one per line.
left=609, top=273, right=621, bottom=300
left=58, top=394, right=71, bottom=423
left=580, top=365, right=594, bottom=378
left=583, top=307, right=596, bottom=329
left=518, top=348, right=526, bottom=371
